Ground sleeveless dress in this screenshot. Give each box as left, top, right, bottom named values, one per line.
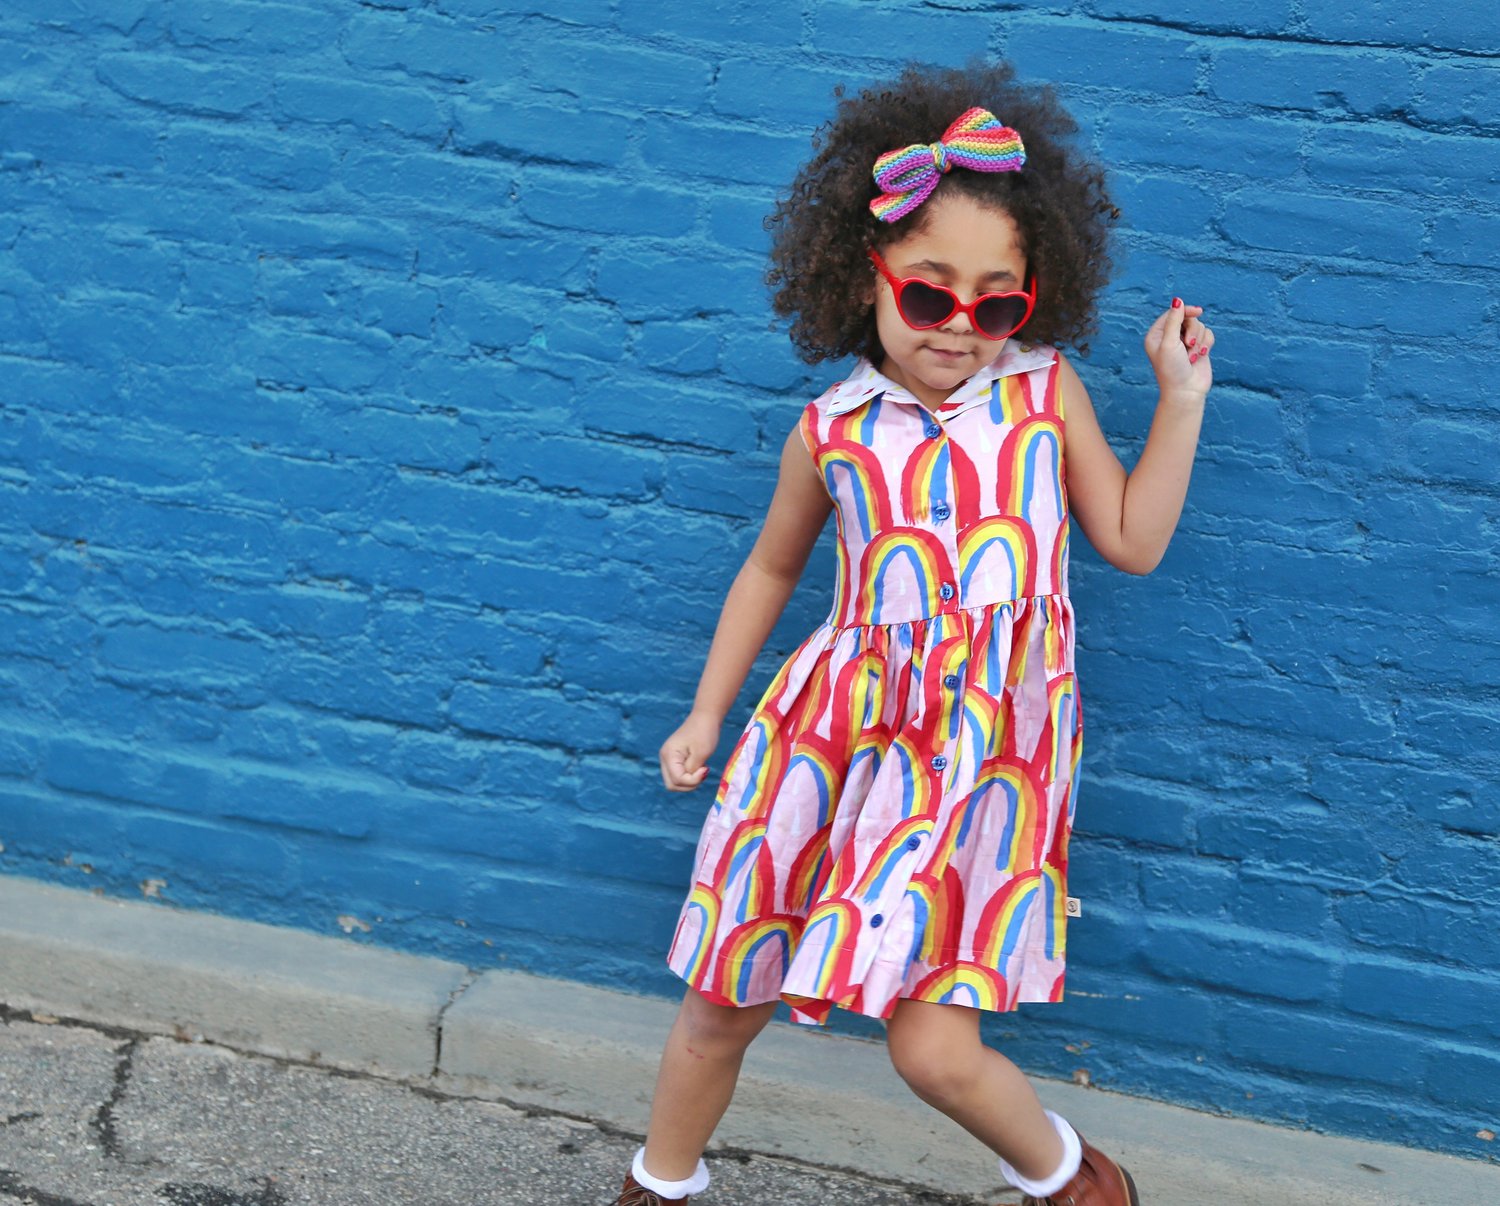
left=666, top=343, right=1082, bottom=1027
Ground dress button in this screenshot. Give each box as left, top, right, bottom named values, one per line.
left=923, top=422, right=941, bottom=439
left=943, top=674, right=959, bottom=689
left=933, top=502, right=951, bottom=521
left=905, top=836, right=922, bottom=851
left=931, top=755, right=948, bottom=771
left=939, top=582, right=955, bottom=601
left=871, top=913, right=884, bottom=928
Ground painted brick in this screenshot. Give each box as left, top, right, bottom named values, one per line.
left=0, top=104, right=159, bottom=172
left=1141, top=921, right=1338, bottom=1004
left=810, top=3, right=995, bottom=64
left=1197, top=809, right=1386, bottom=883
left=1306, top=123, right=1500, bottom=201
left=1234, top=869, right=1330, bottom=937
left=1111, top=173, right=1218, bottom=238
left=573, top=375, right=760, bottom=454
left=167, top=0, right=345, bottom=54
left=640, top=121, right=807, bottom=189
left=1402, top=417, right=1500, bottom=490
left=343, top=12, right=513, bottom=85
left=1415, top=61, right=1500, bottom=128
left=1336, top=892, right=1500, bottom=969
left=523, top=37, right=713, bottom=114
left=1343, top=959, right=1500, bottom=1041
left=1429, top=210, right=1500, bottom=273
left=634, top=321, right=721, bottom=376
left=714, top=57, right=851, bottom=126
left=519, top=168, right=699, bottom=238
left=275, top=73, right=446, bottom=139
left=1288, top=274, right=1490, bottom=339
left=1220, top=192, right=1423, bottom=263
left=1423, top=1042, right=1500, bottom=1115
left=1300, top=1, right=1500, bottom=55
left=1221, top=1002, right=1425, bottom=1085
left=1087, top=0, right=1293, bottom=33
left=1211, top=44, right=1414, bottom=118
left=617, top=0, right=805, bottom=46
left=1005, top=17, right=1201, bottom=94
left=596, top=246, right=766, bottom=322
left=95, top=52, right=270, bottom=117
left=1103, top=109, right=1303, bottom=179
left=453, top=98, right=633, bottom=167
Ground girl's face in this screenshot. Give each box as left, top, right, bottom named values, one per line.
left=869, top=192, right=1029, bottom=410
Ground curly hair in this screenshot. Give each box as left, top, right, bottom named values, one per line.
left=766, top=60, right=1119, bottom=365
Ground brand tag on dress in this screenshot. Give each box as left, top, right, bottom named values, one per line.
left=1066, top=897, right=1082, bottom=917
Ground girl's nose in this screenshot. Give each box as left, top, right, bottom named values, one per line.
left=942, top=307, right=975, bottom=335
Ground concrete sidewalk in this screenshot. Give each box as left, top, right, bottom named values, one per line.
left=1, top=875, right=1495, bottom=1205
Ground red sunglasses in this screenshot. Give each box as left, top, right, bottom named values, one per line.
left=869, top=248, right=1036, bottom=341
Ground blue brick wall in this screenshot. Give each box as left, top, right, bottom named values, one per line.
left=1, top=0, right=1497, bottom=1163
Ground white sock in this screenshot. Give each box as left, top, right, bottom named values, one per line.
left=632, top=1145, right=711, bottom=1198
left=996, top=1109, right=1083, bottom=1198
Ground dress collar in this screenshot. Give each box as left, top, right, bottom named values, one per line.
left=824, top=340, right=1058, bottom=419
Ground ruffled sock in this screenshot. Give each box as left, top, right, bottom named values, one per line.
left=631, top=1145, right=711, bottom=1199
left=996, top=1109, right=1083, bottom=1198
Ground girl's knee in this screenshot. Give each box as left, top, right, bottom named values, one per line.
left=886, top=1006, right=984, bottom=1105
left=677, top=989, right=776, bottom=1054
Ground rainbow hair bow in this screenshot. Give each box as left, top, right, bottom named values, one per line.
left=869, top=107, right=1026, bottom=223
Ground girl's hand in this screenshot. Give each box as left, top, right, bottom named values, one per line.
left=1144, top=298, right=1214, bottom=399
left=660, top=711, right=722, bottom=792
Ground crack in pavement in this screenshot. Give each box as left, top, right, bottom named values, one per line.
left=159, top=1179, right=289, bottom=1206
left=0, top=1168, right=98, bottom=1206
left=90, top=1037, right=138, bottom=1162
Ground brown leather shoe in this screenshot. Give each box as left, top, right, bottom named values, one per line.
left=610, top=1171, right=690, bottom=1205
left=1019, top=1135, right=1139, bottom=1206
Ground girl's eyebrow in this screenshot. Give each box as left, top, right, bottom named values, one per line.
left=906, top=258, right=1019, bottom=283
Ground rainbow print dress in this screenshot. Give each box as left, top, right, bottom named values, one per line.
left=667, top=342, right=1081, bottom=1027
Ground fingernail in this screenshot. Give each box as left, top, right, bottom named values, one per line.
left=1187, top=336, right=1197, bottom=348
left=1172, top=297, right=1183, bottom=308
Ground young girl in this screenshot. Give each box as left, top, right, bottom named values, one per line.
left=613, top=61, right=1212, bottom=1206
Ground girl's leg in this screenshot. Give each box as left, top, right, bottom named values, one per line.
left=884, top=998, right=1063, bottom=1181
left=640, top=988, right=780, bottom=1180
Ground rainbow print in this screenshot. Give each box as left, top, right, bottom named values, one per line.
left=675, top=883, right=721, bottom=990
left=1000, top=416, right=1065, bottom=523
left=664, top=350, right=1083, bottom=1027
left=911, top=961, right=1008, bottom=1010
left=819, top=441, right=891, bottom=542
left=853, top=815, right=935, bottom=902
left=712, top=914, right=802, bottom=1005
left=856, top=528, right=951, bottom=620
left=900, top=437, right=951, bottom=524
left=959, top=515, right=1038, bottom=602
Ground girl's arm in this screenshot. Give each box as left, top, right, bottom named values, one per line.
left=1061, top=302, right=1214, bottom=576
left=660, top=422, right=833, bottom=791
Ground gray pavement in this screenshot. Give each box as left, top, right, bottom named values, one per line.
left=2, top=875, right=1497, bottom=1206
left=0, top=1010, right=967, bottom=1205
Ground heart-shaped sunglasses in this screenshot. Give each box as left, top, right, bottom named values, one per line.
left=869, top=248, right=1036, bottom=342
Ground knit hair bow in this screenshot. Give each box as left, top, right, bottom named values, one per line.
left=869, top=107, right=1026, bottom=223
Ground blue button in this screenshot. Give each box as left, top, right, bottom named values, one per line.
left=871, top=913, right=884, bottom=928
left=939, top=582, right=955, bottom=601
left=931, top=755, right=948, bottom=771
left=905, top=836, right=922, bottom=851
left=924, top=422, right=941, bottom=439
left=933, top=502, right=951, bottom=521
left=943, top=674, right=960, bottom=689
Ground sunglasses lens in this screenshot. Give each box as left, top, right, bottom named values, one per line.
left=897, top=280, right=956, bottom=328
left=974, top=294, right=1029, bottom=339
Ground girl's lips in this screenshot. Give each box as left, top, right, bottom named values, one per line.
left=926, top=346, right=969, bottom=362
